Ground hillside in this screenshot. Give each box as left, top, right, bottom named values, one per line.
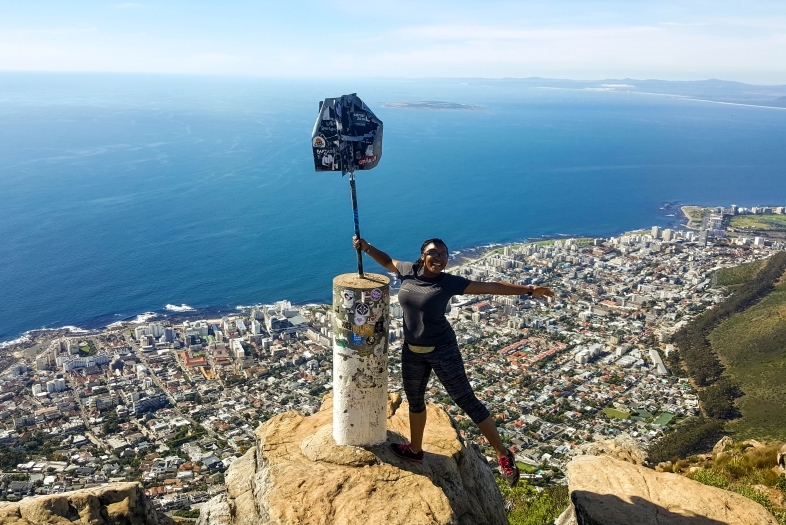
left=656, top=253, right=786, bottom=456
left=710, top=260, right=786, bottom=439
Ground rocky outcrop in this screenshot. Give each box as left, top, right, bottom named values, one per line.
left=777, top=443, right=786, bottom=472
left=568, top=433, right=648, bottom=465
left=558, top=455, right=779, bottom=525
left=0, top=482, right=171, bottom=525
left=198, top=393, right=506, bottom=525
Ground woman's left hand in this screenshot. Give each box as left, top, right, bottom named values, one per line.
left=531, top=286, right=555, bottom=299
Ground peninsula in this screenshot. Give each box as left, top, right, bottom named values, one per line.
left=381, top=101, right=484, bottom=110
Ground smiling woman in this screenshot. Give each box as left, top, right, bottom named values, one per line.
left=352, top=234, right=553, bottom=486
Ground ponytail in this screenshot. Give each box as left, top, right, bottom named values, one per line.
left=412, top=238, right=448, bottom=274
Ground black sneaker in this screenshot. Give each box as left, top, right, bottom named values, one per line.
left=499, top=449, right=520, bottom=487
left=390, top=443, right=424, bottom=463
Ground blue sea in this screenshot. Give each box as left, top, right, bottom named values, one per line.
left=2, top=73, right=786, bottom=343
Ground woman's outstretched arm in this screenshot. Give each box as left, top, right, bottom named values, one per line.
left=464, top=281, right=554, bottom=298
left=353, top=236, right=399, bottom=274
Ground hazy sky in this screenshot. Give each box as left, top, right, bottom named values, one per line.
left=2, top=1, right=786, bottom=83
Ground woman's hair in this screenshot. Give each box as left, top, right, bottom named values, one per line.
left=412, top=238, right=448, bottom=274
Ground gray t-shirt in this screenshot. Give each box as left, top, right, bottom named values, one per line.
left=396, top=261, right=471, bottom=346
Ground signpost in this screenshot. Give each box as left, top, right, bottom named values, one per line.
left=312, top=94, right=388, bottom=446
left=311, top=94, right=383, bottom=277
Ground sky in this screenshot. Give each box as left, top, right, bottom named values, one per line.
left=2, top=1, right=786, bottom=83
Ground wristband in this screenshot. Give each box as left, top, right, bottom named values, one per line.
left=365, top=244, right=372, bottom=253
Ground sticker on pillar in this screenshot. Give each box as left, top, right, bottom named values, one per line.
left=370, top=288, right=382, bottom=302
left=366, top=336, right=376, bottom=346
left=341, top=321, right=352, bottom=331
left=341, top=290, right=354, bottom=308
left=336, top=338, right=348, bottom=348
left=374, top=320, right=385, bottom=333
left=354, top=303, right=370, bottom=316
left=350, top=333, right=365, bottom=345
left=353, top=324, right=374, bottom=337
left=354, top=314, right=367, bottom=326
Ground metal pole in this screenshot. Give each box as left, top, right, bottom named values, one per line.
left=349, top=171, right=364, bottom=277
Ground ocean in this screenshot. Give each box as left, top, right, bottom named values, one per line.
left=2, top=73, right=785, bottom=343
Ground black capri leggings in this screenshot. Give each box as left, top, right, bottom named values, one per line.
left=402, top=339, right=491, bottom=424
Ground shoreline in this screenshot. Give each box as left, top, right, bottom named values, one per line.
left=0, top=210, right=693, bottom=349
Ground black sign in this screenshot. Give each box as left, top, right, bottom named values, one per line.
left=312, top=94, right=383, bottom=174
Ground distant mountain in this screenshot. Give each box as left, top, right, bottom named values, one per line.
left=485, top=77, right=786, bottom=109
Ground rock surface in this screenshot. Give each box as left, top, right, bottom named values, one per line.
left=778, top=443, right=786, bottom=472
left=565, top=455, right=779, bottom=525
left=568, top=433, right=648, bottom=465
left=197, top=393, right=506, bottom=525
left=713, top=435, right=734, bottom=454
left=0, top=482, right=171, bottom=525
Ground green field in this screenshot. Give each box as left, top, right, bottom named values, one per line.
left=517, top=462, right=539, bottom=474
left=653, top=412, right=675, bottom=426
left=709, top=271, right=786, bottom=440
left=603, top=408, right=630, bottom=419
left=682, top=206, right=709, bottom=228
left=730, top=214, right=786, bottom=231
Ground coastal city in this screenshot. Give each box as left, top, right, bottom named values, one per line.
left=1, top=204, right=785, bottom=510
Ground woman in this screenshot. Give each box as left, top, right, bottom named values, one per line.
left=353, top=236, right=554, bottom=486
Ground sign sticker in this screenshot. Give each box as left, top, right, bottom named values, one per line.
left=341, top=290, right=354, bottom=308
left=353, top=324, right=374, bottom=337
left=354, top=314, right=367, bottom=326
left=370, top=288, right=382, bottom=302
left=351, top=333, right=364, bottom=345
left=313, top=135, right=326, bottom=148
left=355, top=303, right=370, bottom=316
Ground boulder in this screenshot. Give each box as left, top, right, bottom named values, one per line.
left=198, top=393, right=507, bottom=525
left=0, top=482, right=171, bottom=525
left=564, top=455, right=779, bottom=525
left=777, top=443, right=786, bottom=472
left=713, top=435, right=734, bottom=454
left=569, top=433, right=648, bottom=465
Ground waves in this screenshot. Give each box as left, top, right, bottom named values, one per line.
left=0, top=325, right=94, bottom=349
left=106, top=311, right=158, bottom=329
left=165, top=304, right=195, bottom=313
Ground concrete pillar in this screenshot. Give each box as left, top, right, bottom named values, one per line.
left=332, top=273, right=390, bottom=446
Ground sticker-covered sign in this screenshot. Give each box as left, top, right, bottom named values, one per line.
left=311, top=94, right=383, bottom=174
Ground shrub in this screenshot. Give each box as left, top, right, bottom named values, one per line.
left=692, top=469, right=728, bottom=489
left=496, top=478, right=569, bottom=525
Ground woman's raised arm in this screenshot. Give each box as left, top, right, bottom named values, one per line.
left=353, top=236, right=399, bottom=274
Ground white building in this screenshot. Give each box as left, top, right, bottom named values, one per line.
left=231, top=339, right=245, bottom=359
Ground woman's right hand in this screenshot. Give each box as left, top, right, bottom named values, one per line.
left=353, top=235, right=369, bottom=253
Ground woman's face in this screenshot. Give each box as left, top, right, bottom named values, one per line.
left=421, top=242, right=449, bottom=276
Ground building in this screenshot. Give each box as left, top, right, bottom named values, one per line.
left=651, top=226, right=661, bottom=239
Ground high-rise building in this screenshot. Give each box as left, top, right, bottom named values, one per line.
left=651, top=226, right=661, bottom=239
